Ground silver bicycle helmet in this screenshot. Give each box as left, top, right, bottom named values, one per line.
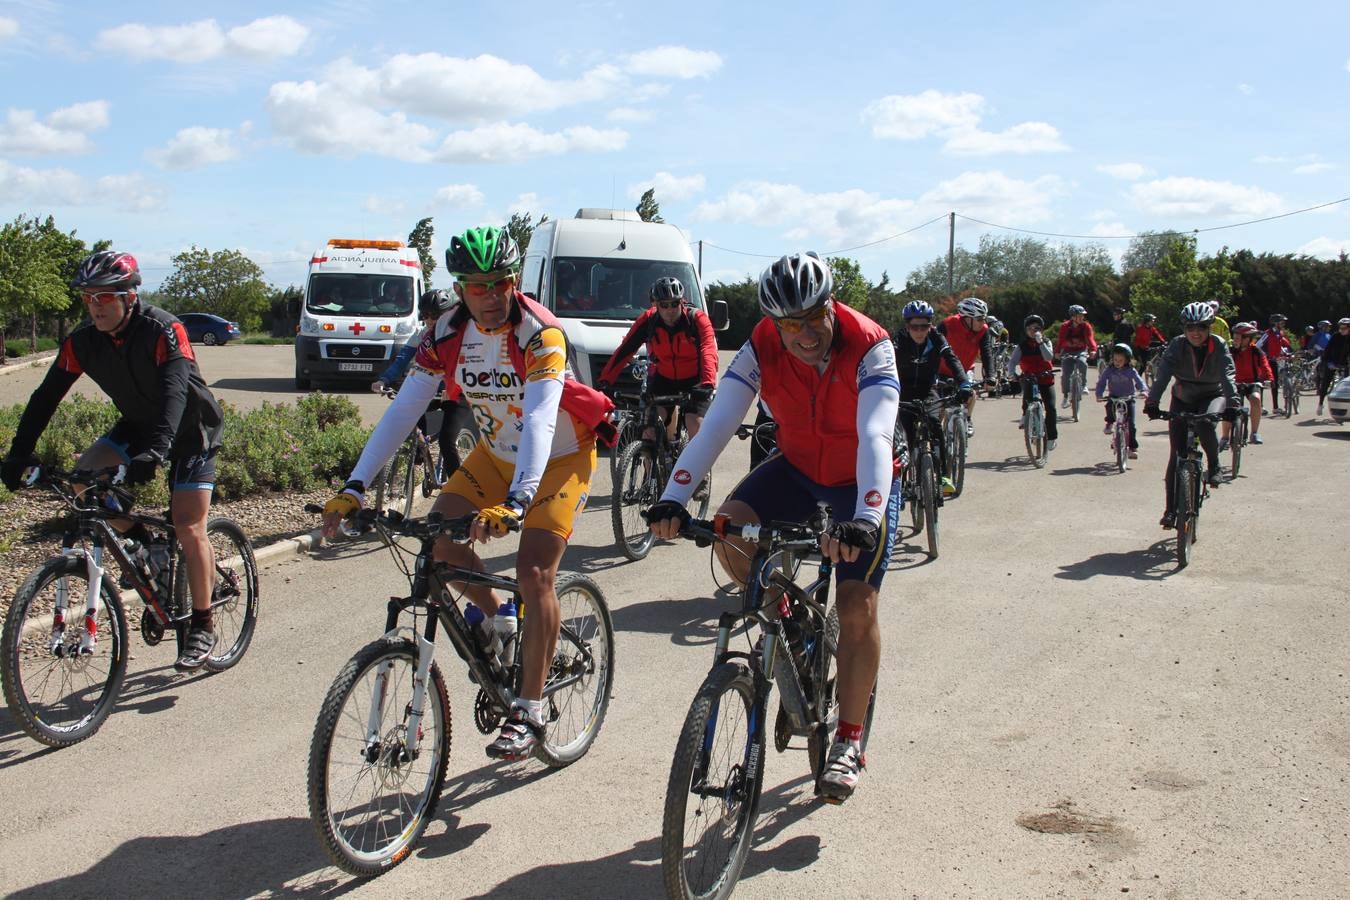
left=758, top=252, right=832, bottom=319
left=1181, top=302, right=1215, bottom=325
left=956, top=297, right=988, bottom=319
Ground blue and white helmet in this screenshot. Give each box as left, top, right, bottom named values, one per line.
left=903, top=300, right=935, bottom=321
left=1180, top=302, right=1215, bottom=325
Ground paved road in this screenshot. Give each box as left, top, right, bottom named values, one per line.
left=2, top=348, right=1349, bottom=898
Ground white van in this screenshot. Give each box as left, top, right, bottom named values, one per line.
left=518, top=209, right=728, bottom=388
left=294, top=238, right=424, bottom=390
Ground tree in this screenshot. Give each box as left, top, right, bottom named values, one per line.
left=159, top=247, right=270, bottom=332
left=826, top=256, right=869, bottom=310
left=1122, top=230, right=1186, bottom=273
left=505, top=211, right=549, bottom=255
left=0, top=216, right=70, bottom=361
left=635, top=188, right=663, bottom=223
left=407, top=217, right=435, bottom=286
left=33, top=216, right=107, bottom=342
left=1128, top=236, right=1238, bottom=335
left=705, top=277, right=759, bottom=347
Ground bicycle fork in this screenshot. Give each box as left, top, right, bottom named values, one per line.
left=49, top=547, right=103, bottom=657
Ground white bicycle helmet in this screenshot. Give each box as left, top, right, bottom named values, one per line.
left=758, top=252, right=832, bottom=319
left=1181, top=302, right=1215, bottom=325
left=956, top=297, right=988, bottom=319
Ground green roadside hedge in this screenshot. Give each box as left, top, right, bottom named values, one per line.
left=0, top=393, right=370, bottom=506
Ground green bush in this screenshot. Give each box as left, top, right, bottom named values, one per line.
left=4, top=337, right=59, bottom=358
left=0, top=393, right=371, bottom=504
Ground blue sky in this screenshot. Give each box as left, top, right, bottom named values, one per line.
left=1, top=0, right=1348, bottom=290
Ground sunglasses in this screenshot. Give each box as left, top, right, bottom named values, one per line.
left=82, top=290, right=133, bottom=306
left=908, top=321, right=933, bottom=330
left=458, top=275, right=515, bottom=296
left=773, top=304, right=831, bottom=334
left=1184, top=323, right=1211, bottom=332
left=655, top=300, right=682, bottom=310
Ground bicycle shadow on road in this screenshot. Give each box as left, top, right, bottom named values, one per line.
left=1050, top=463, right=1120, bottom=477
left=1054, top=539, right=1178, bottom=581
left=1311, top=430, right=1350, bottom=441
left=472, top=774, right=823, bottom=898
left=966, top=456, right=1039, bottom=473
left=610, top=593, right=735, bottom=647
left=6, top=816, right=361, bottom=900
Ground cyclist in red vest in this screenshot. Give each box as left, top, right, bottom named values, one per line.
left=1008, top=314, right=1059, bottom=449
left=1133, top=314, right=1167, bottom=372
left=937, top=296, right=993, bottom=437
left=1256, top=314, right=1293, bottom=413
left=645, top=251, right=900, bottom=804
left=1054, top=304, right=1098, bottom=409
left=597, top=276, right=718, bottom=439
left=1223, top=322, right=1273, bottom=447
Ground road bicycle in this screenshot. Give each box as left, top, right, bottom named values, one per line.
left=1101, top=395, right=1139, bottom=473
left=305, top=505, right=614, bottom=876
left=1, top=467, right=258, bottom=748
left=370, top=388, right=479, bottom=522
left=1061, top=350, right=1088, bottom=423
left=896, top=398, right=942, bottom=559
left=660, top=506, right=875, bottom=900
left=937, top=381, right=968, bottom=499
left=1019, top=374, right=1051, bottom=469
left=1157, top=410, right=1222, bottom=568
left=610, top=385, right=711, bottom=561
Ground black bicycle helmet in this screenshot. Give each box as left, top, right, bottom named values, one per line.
left=758, top=251, right=832, bottom=319
left=1024, top=314, right=1045, bottom=328
left=446, top=225, right=521, bottom=276
left=71, top=250, right=141, bottom=290
left=650, top=276, right=686, bottom=304
left=418, top=288, right=455, bottom=318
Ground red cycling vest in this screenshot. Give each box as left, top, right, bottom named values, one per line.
left=597, top=305, right=718, bottom=385
left=752, top=302, right=892, bottom=487
left=939, top=313, right=988, bottom=374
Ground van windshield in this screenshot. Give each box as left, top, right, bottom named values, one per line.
left=306, top=274, right=415, bottom=318
left=550, top=258, right=703, bottom=319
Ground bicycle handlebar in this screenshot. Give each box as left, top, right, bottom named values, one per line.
left=677, top=510, right=830, bottom=553
left=1155, top=410, right=1223, bottom=423
left=735, top=421, right=778, bottom=440
left=304, top=504, right=521, bottom=541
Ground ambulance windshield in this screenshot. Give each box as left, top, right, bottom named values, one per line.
left=306, top=274, right=415, bottom=317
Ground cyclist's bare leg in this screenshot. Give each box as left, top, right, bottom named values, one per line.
left=514, top=528, right=565, bottom=700
left=431, top=490, right=503, bottom=616
left=1249, top=389, right=1262, bottom=435
left=684, top=411, right=703, bottom=439
left=834, top=580, right=880, bottom=727
left=171, top=487, right=213, bottom=612
left=73, top=442, right=135, bottom=532
left=710, top=499, right=759, bottom=587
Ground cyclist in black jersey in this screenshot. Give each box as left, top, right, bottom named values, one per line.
left=2, top=251, right=226, bottom=670
left=891, top=300, right=972, bottom=497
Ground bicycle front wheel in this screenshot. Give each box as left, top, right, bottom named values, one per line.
left=906, top=465, right=923, bottom=535
left=920, top=452, right=939, bottom=559
left=946, top=416, right=967, bottom=498
left=1175, top=465, right=1195, bottom=568
left=1115, top=425, right=1128, bottom=473
left=308, top=637, right=451, bottom=877
left=1026, top=403, right=1047, bottom=468
left=172, top=517, right=259, bottom=673
left=1069, top=372, right=1082, bottom=422
left=662, top=662, right=763, bottom=900
left=537, top=573, right=615, bottom=767
left=1230, top=417, right=1245, bottom=479
left=612, top=441, right=657, bottom=561
left=1, top=556, right=129, bottom=748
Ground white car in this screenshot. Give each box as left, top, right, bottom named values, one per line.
left=1327, top=374, right=1350, bottom=424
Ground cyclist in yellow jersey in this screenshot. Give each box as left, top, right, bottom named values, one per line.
left=322, top=226, right=613, bottom=760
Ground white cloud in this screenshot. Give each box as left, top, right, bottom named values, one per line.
left=509, top=192, right=543, bottom=214
left=95, top=16, right=307, bottom=62
left=363, top=195, right=404, bottom=216
left=1096, top=162, right=1153, bottom=181
left=918, top=170, right=1064, bottom=223
left=607, top=107, right=652, bottom=123
left=1129, top=177, right=1283, bottom=218
left=862, top=90, right=983, bottom=140
left=1293, top=162, right=1335, bottom=175
left=1238, top=83, right=1253, bottom=95
left=226, top=15, right=307, bottom=58
left=862, top=90, right=1067, bottom=156
left=434, top=122, right=627, bottom=163
left=628, top=172, right=706, bottom=202
left=1296, top=237, right=1350, bottom=259
left=624, top=46, right=722, bottom=79
left=432, top=183, right=485, bottom=208
left=266, top=79, right=437, bottom=161
left=0, top=160, right=165, bottom=211
left=0, top=101, right=110, bottom=155
left=148, top=126, right=240, bottom=169
left=0, top=17, right=19, bottom=39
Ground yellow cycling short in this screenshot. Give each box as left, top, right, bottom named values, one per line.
left=443, top=439, right=596, bottom=540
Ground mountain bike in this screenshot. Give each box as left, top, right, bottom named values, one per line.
left=1019, top=374, right=1050, bottom=468
left=1061, top=350, right=1088, bottom=423
left=610, top=386, right=711, bottom=561
left=370, top=388, right=478, bottom=522
left=1277, top=356, right=1299, bottom=417
left=937, top=381, right=968, bottom=499
left=1227, top=386, right=1257, bottom=478
left=1, top=466, right=258, bottom=748
left=1143, top=342, right=1167, bottom=389
left=897, top=398, right=942, bottom=559
left=1158, top=410, right=1221, bottom=568
left=660, top=506, right=875, bottom=900
left=305, top=505, right=614, bottom=877
left=1101, top=396, right=1137, bottom=473
left=1294, top=352, right=1318, bottom=395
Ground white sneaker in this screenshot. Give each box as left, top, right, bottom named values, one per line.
left=818, top=739, right=864, bottom=803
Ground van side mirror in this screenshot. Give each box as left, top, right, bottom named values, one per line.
left=709, top=300, right=730, bottom=331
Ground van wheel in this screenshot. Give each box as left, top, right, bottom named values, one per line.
left=295, top=366, right=312, bottom=391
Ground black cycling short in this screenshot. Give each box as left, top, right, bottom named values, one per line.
left=96, top=421, right=218, bottom=491
left=649, top=374, right=711, bottom=415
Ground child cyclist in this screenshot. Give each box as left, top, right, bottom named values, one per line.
left=1094, top=343, right=1147, bottom=458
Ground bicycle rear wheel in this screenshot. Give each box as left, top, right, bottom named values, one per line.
left=308, top=637, right=451, bottom=877
left=172, top=517, right=259, bottom=673
left=536, top=573, right=615, bottom=767
left=612, top=441, right=657, bottom=561
left=947, top=416, right=967, bottom=498
left=662, top=662, right=763, bottom=900
left=1174, top=465, right=1195, bottom=568
left=920, top=452, right=939, bottom=559
left=1, top=556, right=129, bottom=748
left=372, top=436, right=418, bottom=521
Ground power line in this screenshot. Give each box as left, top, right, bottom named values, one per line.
left=956, top=195, right=1350, bottom=241
left=701, top=214, right=948, bottom=259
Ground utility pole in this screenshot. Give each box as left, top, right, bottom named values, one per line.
left=947, top=212, right=956, bottom=296
left=698, top=239, right=703, bottom=280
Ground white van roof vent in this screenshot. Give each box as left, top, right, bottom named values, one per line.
left=575, top=208, right=643, bottom=222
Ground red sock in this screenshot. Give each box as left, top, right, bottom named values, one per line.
left=835, top=720, right=864, bottom=743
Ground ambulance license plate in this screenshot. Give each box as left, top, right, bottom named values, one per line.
left=338, top=362, right=373, bottom=373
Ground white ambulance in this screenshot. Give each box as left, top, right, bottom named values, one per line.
left=294, top=238, right=424, bottom=390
